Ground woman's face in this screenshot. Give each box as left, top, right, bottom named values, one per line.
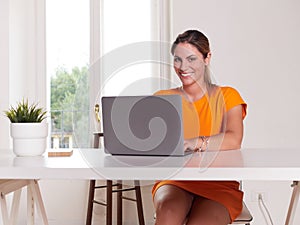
left=173, top=42, right=210, bottom=87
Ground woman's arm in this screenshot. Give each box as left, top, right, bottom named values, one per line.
left=216, top=104, right=244, bottom=150
left=184, top=104, right=244, bottom=151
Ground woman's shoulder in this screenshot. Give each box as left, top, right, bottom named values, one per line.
left=210, top=85, right=244, bottom=103
left=219, top=86, right=240, bottom=94
left=214, top=86, right=242, bottom=97
left=154, top=88, right=181, bottom=96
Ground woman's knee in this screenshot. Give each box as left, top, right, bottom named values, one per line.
left=154, top=196, right=185, bottom=225
left=153, top=185, right=193, bottom=224
left=154, top=185, right=193, bottom=209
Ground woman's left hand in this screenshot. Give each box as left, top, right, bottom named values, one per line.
left=184, top=137, right=199, bottom=152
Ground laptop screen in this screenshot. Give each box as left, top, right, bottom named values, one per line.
left=101, top=95, right=184, bottom=156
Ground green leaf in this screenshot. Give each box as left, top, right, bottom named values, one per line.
left=3, top=98, right=47, bottom=123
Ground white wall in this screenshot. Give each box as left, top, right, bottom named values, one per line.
left=0, top=0, right=10, bottom=149
left=172, top=0, right=300, bottom=224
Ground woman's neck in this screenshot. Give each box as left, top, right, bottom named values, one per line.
left=181, top=81, right=207, bottom=102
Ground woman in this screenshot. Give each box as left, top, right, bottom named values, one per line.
left=152, top=30, right=247, bottom=225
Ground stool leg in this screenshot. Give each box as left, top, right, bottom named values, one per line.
left=117, top=181, right=123, bottom=225
left=134, top=181, right=145, bottom=225
left=86, top=180, right=96, bottom=225
left=106, top=180, right=113, bottom=225
left=285, top=181, right=300, bottom=225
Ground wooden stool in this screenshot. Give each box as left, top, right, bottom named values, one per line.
left=0, top=179, right=48, bottom=225
left=86, top=133, right=145, bottom=225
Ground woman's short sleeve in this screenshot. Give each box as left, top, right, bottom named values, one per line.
left=221, top=87, right=247, bottom=119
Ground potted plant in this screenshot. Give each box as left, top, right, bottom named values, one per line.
left=4, top=99, right=48, bottom=156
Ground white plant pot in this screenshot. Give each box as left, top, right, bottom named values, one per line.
left=10, top=122, right=48, bottom=156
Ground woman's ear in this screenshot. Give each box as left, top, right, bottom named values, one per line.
left=205, top=52, right=211, bottom=65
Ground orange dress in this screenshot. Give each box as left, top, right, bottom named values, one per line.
left=152, top=86, right=247, bottom=222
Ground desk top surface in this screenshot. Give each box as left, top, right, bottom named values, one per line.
left=0, top=148, right=300, bottom=180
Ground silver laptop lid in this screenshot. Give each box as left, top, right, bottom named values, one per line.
left=101, top=95, right=184, bottom=156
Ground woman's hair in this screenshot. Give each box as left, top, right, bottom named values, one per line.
left=171, top=30, right=213, bottom=87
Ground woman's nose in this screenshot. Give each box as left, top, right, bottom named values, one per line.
left=179, top=60, right=189, bottom=71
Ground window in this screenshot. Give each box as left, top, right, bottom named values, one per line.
left=46, top=0, right=168, bottom=148
left=100, top=0, right=160, bottom=97
left=46, top=0, right=89, bottom=148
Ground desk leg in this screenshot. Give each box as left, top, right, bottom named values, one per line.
left=29, top=180, right=49, bottom=225
left=27, top=185, right=34, bottom=225
left=0, top=193, right=10, bottom=225
left=285, top=181, right=300, bottom=225
left=11, top=189, right=22, bottom=225
left=1, top=189, right=22, bottom=225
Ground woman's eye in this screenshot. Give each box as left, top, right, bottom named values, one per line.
left=174, top=57, right=181, bottom=63
left=188, top=57, right=197, bottom=62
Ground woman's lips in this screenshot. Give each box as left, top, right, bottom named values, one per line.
left=181, top=73, right=192, bottom=77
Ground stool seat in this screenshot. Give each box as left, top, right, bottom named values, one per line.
left=230, top=201, right=253, bottom=225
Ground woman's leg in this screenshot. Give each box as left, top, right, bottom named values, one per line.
left=153, top=184, right=194, bottom=225
left=186, top=197, right=231, bottom=225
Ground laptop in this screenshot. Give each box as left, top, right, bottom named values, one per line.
left=101, top=95, right=191, bottom=156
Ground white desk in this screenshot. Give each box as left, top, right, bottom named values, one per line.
left=0, top=148, right=299, bottom=180
left=0, top=148, right=299, bottom=225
